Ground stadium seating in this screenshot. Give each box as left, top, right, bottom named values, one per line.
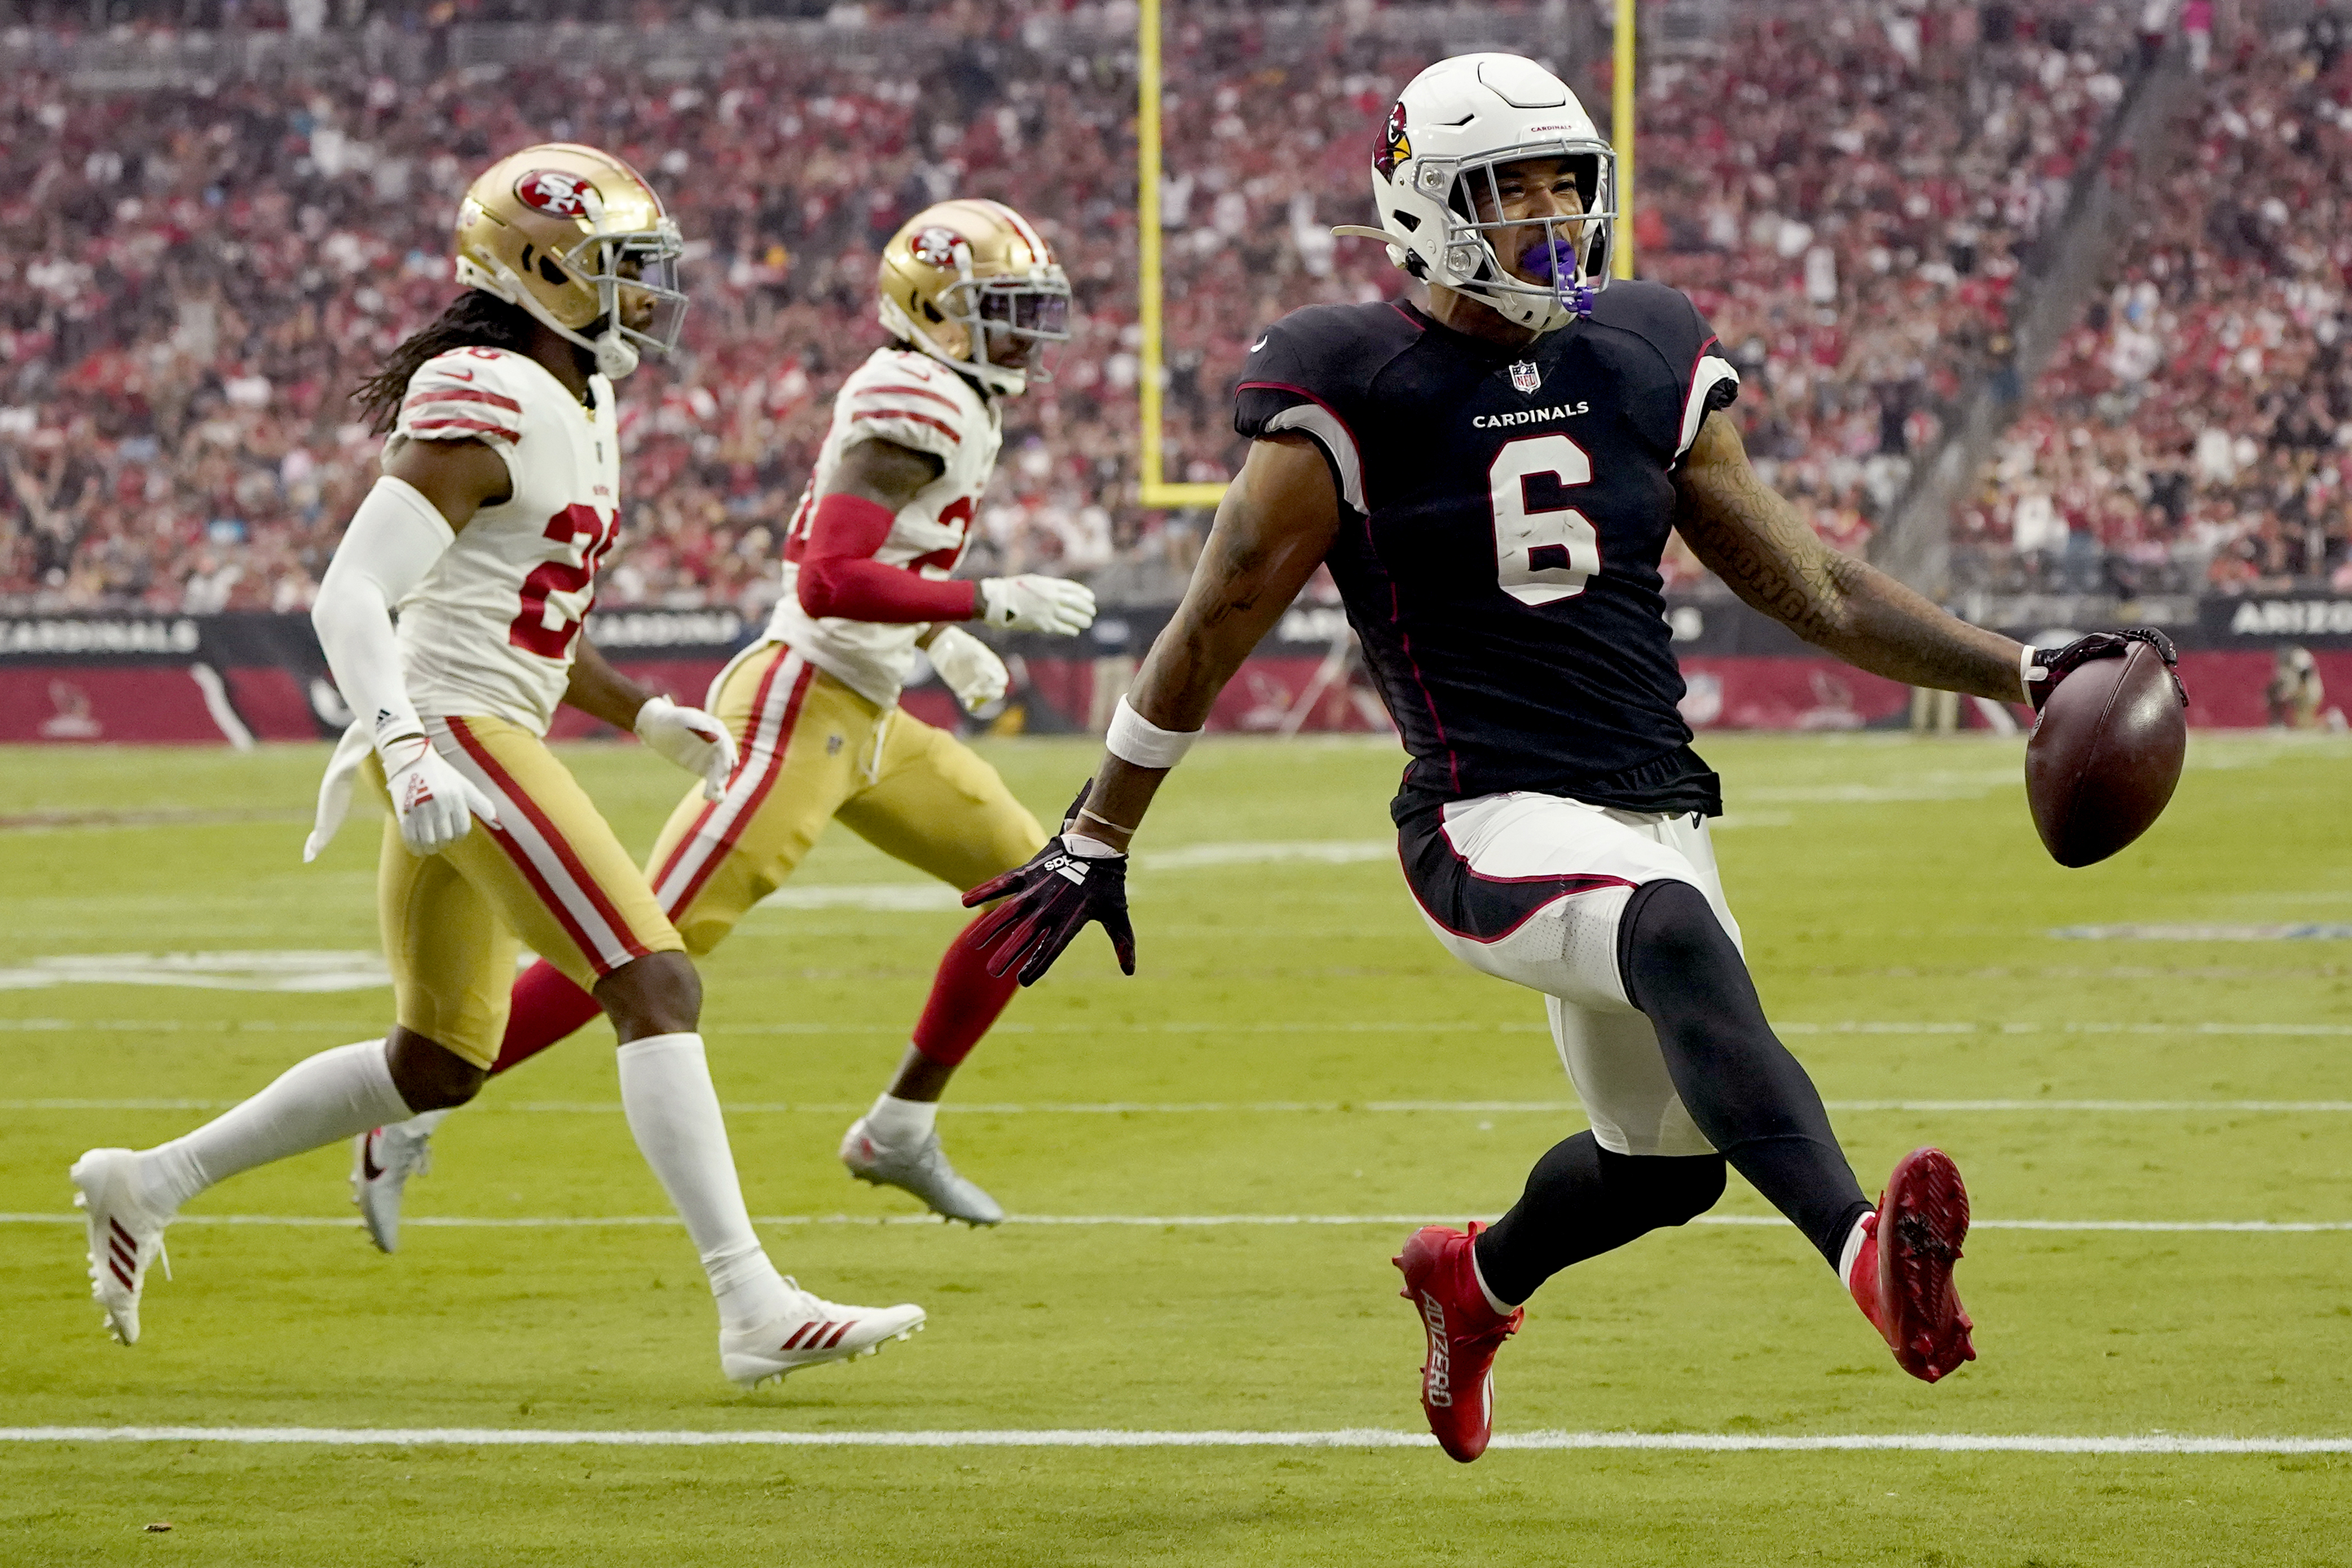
left=2, top=1, right=2341, bottom=614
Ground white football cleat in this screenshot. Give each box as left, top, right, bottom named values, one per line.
left=351, top=1121, right=434, bottom=1254
left=69, top=1148, right=173, bottom=1347
left=719, top=1280, right=926, bottom=1389
left=839, top=1117, right=1005, bottom=1226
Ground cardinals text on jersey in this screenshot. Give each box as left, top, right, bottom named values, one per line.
left=1232, top=280, right=1740, bottom=823
left=765, top=347, right=1004, bottom=707
left=391, top=347, right=623, bottom=734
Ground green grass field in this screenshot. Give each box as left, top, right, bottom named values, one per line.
left=2, top=732, right=2349, bottom=1566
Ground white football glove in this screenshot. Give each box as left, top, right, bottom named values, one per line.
left=977, top=575, right=1096, bottom=636
left=380, top=734, right=500, bottom=857
left=635, top=695, right=739, bottom=801
left=925, top=626, right=1010, bottom=713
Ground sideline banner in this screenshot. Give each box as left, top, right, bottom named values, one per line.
left=1, top=605, right=2341, bottom=743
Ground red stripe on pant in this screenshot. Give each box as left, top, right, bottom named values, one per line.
left=447, top=717, right=654, bottom=968
left=494, top=657, right=818, bottom=1078
left=646, top=650, right=801, bottom=903
left=439, top=732, right=610, bottom=975
left=662, top=660, right=817, bottom=922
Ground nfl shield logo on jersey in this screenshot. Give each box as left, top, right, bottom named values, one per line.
left=1509, top=361, right=1543, bottom=394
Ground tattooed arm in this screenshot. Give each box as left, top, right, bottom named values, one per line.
left=1672, top=411, right=2027, bottom=703
left=1069, top=433, right=1342, bottom=847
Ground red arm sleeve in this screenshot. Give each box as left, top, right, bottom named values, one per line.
left=795, top=492, right=980, bottom=623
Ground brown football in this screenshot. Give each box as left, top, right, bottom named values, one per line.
left=2024, top=642, right=2187, bottom=867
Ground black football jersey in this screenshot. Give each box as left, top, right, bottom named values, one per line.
left=1232, top=282, right=1739, bottom=824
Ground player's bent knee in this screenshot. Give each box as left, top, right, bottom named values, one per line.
left=1652, top=1153, right=1728, bottom=1225
left=594, top=951, right=703, bottom=1043
left=1601, top=1147, right=1726, bottom=1227
left=1617, top=879, right=1744, bottom=1011
left=385, top=1027, right=488, bottom=1112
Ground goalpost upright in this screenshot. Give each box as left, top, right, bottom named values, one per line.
left=1131, top=0, right=1639, bottom=506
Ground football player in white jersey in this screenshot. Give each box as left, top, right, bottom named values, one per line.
left=69, top=144, right=924, bottom=1388
left=350, top=199, right=1093, bottom=1236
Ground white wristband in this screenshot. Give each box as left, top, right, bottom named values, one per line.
left=1105, top=694, right=1200, bottom=770
left=2019, top=644, right=2041, bottom=704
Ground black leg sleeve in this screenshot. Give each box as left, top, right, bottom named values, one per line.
left=1472, top=1130, right=1728, bottom=1307
left=1618, top=879, right=1873, bottom=1269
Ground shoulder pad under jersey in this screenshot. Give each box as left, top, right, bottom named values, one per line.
left=833, top=349, right=983, bottom=464
left=395, top=347, right=534, bottom=453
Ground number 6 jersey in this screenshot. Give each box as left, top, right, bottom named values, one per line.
left=1232, top=280, right=1739, bottom=825
left=389, top=347, right=622, bottom=735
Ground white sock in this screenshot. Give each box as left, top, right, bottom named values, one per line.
left=1838, top=1211, right=1876, bottom=1292
left=615, top=1033, right=789, bottom=1332
left=862, top=1091, right=937, bottom=1146
left=1469, top=1242, right=1518, bottom=1316
left=135, top=1040, right=410, bottom=1213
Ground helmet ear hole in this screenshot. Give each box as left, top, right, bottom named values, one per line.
left=538, top=256, right=569, bottom=287
left=1391, top=210, right=1421, bottom=233
left=922, top=301, right=945, bottom=324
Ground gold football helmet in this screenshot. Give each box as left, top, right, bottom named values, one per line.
left=878, top=199, right=1070, bottom=395
left=452, top=143, right=686, bottom=379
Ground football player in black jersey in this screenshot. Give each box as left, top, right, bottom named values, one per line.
left=966, top=52, right=2181, bottom=1460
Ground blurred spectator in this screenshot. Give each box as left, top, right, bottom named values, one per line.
left=0, top=0, right=2271, bottom=616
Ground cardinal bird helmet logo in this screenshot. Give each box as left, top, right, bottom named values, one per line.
left=1375, top=100, right=1412, bottom=178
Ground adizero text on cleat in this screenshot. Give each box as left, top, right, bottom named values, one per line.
left=69, top=1148, right=173, bottom=1347
left=719, top=1281, right=927, bottom=1389
left=839, top=1118, right=1005, bottom=1226
left=1851, top=1146, right=1977, bottom=1382
left=1392, top=1222, right=1522, bottom=1463
left=351, top=1121, right=434, bottom=1254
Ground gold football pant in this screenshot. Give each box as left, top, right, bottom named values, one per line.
left=368, top=714, right=685, bottom=1068
left=644, top=642, right=1046, bottom=956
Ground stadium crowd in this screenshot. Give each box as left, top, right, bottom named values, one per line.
left=2, top=0, right=2333, bottom=616
left=1959, top=9, right=2352, bottom=596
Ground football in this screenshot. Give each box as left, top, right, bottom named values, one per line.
left=2024, top=642, right=2188, bottom=867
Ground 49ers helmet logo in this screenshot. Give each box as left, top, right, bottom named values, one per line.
left=514, top=170, right=598, bottom=219
left=1375, top=100, right=1412, bottom=178
left=910, top=225, right=965, bottom=269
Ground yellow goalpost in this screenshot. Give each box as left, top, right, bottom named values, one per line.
left=1133, top=0, right=1638, bottom=510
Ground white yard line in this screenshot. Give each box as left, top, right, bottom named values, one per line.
left=0, top=1425, right=2344, bottom=1454
left=7, top=1097, right=2350, bottom=1115
left=3, top=1212, right=2346, bottom=1234
left=5, top=1015, right=2345, bottom=1038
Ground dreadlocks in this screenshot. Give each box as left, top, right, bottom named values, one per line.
left=352, top=290, right=540, bottom=435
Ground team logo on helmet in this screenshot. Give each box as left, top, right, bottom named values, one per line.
left=513, top=170, right=598, bottom=219
left=910, top=225, right=965, bottom=269
left=1375, top=100, right=1412, bottom=178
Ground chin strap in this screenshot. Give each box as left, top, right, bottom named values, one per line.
left=594, top=333, right=639, bottom=379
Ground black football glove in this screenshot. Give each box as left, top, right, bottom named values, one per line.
left=2023, top=628, right=2188, bottom=712
left=963, top=782, right=1137, bottom=986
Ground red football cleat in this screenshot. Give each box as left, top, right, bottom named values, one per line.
left=1393, top=1222, right=1522, bottom=1463
left=1850, top=1147, right=1977, bottom=1382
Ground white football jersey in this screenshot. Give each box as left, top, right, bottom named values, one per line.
left=390, top=347, right=622, bottom=734
left=764, top=346, right=1002, bottom=708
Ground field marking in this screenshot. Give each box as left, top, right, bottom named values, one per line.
left=2, top=1425, right=2345, bottom=1455
left=2055, top=924, right=2352, bottom=942
left=3, top=1212, right=2346, bottom=1234
left=3, top=1016, right=2348, bottom=1040
left=7, top=1098, right=2351, bottom=1116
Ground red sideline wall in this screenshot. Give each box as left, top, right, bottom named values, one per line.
left=4, top=650, right=2338, bottom=745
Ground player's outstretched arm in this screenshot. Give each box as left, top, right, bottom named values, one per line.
left=798, top=438, right=1095, bottom=633
left=1670, top=411, right=2028, bottom=704
left=1079, top=432, right=1343, bottom=839
left=960, top=434, right=1340, bottom=984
